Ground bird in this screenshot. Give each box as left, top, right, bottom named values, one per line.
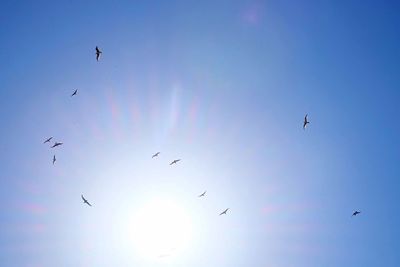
left=303, top=114, right=310, bottom=129
left=219, top=208, right=229, bottom=215
left=158, top=254, right=171, bottom=258
left=81, top=195, right=92, bottom=207
left=95, top=46, right=102, bottom=61
left=52, top=155, right=56, bottom=165
left=352, top=211, right=361, bottom=217
left=71, top=89, right=78, bottom=97
left=51, top=142, right=63, bottom=148
left=43, top=137, right=53, bottom=144
left=170, top=159, right=181, bottom=165
left=152, top=152, right=160, bottom=158
left=198, top=191, right=206, bottom=197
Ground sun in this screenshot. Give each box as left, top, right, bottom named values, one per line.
left=128, top=197, right=194, bottom=259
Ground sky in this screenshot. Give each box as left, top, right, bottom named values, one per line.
left=0, top=0, right=400, bottom=266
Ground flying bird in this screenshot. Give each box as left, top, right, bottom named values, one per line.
left=352, top=211, right=361, bottom=217
left=219, top=208, right=229, bottom=215
left=52, top=155, right=56, bottom=165
left=71, top=89, right=78, bottom=97
left=95, top=46, right=102, bottom=61
left=159, top=247, right=176, bottom=258
left=51, top=142, right=63, bottom=148
left=43, top=137, right=53, bottom=144
left=158, top=254, right=171, bottom=258
left=152, top=152, right=160, bottom=158
left=81, top=195, right=92, bottom=207
left=303, top=114, right=310, bottom=129
left=198, top=191, right=206, bottom=197
left=170, top=159, right=181, bottom=165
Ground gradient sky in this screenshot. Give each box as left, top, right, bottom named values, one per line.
left=1, top=1, right=400, bottom=266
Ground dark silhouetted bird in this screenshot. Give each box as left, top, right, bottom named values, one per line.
left=219, top=208, right=229, bottom=215
left=198, top=191, right=206, bottom=197
left=71, top=89, right=78, bottom=97
left=81, top=195, right=92, bottom=207
left=152, top=152, right=160, bottom=158
left=352, top=211, right=361, bottom=217
left=170, top=159, right=181, bottom=165
left=52, top=155, right=56, bottom=165
left=303, top=114, right=310, bottom=129
left=95, top=46, right=102, bottom=61
left=51, top=142, right=63, bottom=148
left=43, top=137, right=53, bottom=144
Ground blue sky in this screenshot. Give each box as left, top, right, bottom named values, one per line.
left=0, top=1, right=399, bottom=266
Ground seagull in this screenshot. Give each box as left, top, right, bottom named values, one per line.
left=81, top=195, right=92, bottom=207
left=303, top=114, right=310, bottom=130
left=170, top=159, right=181, bottom=165
left=95, top=46, right=102, bottom=61
left=152, top=152, right=160, bottom=158
left=52, top=155, right=56, bottom=165
left=71, top=89, right=78, bottom=97
left=158, top=254, right=171, bottom=258
left=219, top=208, right=229, bottom=215
left=159, top=247, right=176, bottom=258
left=51, top=142, right=63, bottom=148
left=198, top=191, right=206, bottom=197
left=352, top=211, right=361, bottom=217
left=43, top=137, right=53, bottom=144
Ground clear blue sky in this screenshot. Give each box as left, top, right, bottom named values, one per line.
left=0, top=1, right=399, bottom=266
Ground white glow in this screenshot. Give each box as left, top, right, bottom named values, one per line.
left=128, top=197, right=193, bottom=259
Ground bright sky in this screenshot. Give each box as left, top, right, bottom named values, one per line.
left=1, top=1, right=400, bottom=267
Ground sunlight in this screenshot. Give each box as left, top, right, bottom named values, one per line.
left=128, top=197, right=194, bottom=259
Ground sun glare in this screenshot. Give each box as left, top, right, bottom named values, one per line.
left=128, top=197, right=194, bottom=259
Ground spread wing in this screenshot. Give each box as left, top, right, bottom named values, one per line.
left=219, top=209, right=228, bottom=215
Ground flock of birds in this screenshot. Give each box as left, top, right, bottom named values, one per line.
left=42, top=46, right=361, bottom=222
